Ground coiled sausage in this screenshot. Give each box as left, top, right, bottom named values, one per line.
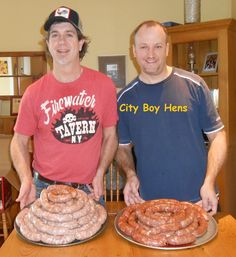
left=15, top=185, right=107, bottom=245
left=117, top=199, right=209, bottom=247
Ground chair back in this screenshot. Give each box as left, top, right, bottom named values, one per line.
left=104, top=161, right=124, bottom=202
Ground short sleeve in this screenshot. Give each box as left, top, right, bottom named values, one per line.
left=14, top=87, right=38, bottom=136
left=101, top=79, right=118, bottom=128
left=117, top=96, right=132, bottom=144
left=198, top=81, right=224, bottom=134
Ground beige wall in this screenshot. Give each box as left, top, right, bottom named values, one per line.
left=0, top=0, right=234, bottom=83
left=232, top=0, right=236, bottom=18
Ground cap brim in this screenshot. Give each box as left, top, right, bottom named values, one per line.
left=44, top=16, right=81, bottom=32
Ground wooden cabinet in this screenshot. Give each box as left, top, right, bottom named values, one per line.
left=166, top=19, right=236, bottom=217
left=0, top=51, right=47, bottom=134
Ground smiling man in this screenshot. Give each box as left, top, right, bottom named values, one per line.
left=10, top=6, right=118, bottom=208
left=116, top=21, right=227, bottom=216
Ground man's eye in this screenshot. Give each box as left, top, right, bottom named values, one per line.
left=50, top=33, right=58, bottom=38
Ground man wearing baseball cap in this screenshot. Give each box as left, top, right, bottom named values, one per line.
left=11, top=6, right=118, bottom=208
left=44, top=6, right=83, bottom=32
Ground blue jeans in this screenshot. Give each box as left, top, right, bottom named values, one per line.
left=33, top=172, right=105, bottom=206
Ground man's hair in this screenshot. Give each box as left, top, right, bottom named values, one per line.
left=132, top=20, right=168, bottom=44
left=45, top=22, right=90, bottom=60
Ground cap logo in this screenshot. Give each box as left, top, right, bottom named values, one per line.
left=55, top=7, right=70, bottom=19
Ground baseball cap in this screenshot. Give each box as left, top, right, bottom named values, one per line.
left=44, top=6, right=83, bottom=32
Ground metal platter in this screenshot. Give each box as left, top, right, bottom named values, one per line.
left=114, top=208, right=218, bottom=250
left=14, top=205, right=108, bottom=247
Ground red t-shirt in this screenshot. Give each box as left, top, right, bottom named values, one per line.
left=14, top=67, right=118, bottom=183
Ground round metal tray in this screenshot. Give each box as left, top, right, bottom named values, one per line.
left=114, top=208, right=218, bottom=250
left=14, top=205, right=108, bottom=247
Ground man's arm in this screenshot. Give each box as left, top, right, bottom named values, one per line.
left=92, top=126, right=118, bottom=200
left=115, top=144, right=144, bottom=205
left=10, top=132, right=36, bottom=209
left=200, top=128, right=227, bottom=215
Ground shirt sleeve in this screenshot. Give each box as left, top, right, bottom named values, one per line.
left=101, top=78, right=118, bottom=128
left=14, top=86, right=38, bottom=136
left=117, top=96, right=132, bottom=144
left=198, top=80, right=224, bottom=134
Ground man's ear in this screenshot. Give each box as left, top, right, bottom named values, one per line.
left=166, top=42, right=169, bottom=57
left=79, top=39, right=85, bottom=51
left=132, top=44, right=136, bottom=58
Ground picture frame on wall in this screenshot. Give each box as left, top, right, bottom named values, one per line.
left=98, top=55, right=126, bottom=88
left=0, top=57, right=14, bottom=95
left=0, top=57, right=13, bottom=76
left=10, top=96, right=21, bottom=115
left=202, top=52, right=218, bottom=73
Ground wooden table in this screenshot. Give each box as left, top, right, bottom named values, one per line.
left=1, top=203, right=236, bottom=257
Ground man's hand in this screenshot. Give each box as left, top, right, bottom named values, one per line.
left=16, top=179, right=36, bottom=209
left=91, top=173, right=104, bottom=201
left=197, top=184, right=219, bottom=216
left=123, top=174, right=144, bottom=205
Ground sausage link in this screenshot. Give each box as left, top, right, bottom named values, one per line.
left=40, top=188, right=86, bottom=214
left=132, top=230, right=168, bottom=247
left=192, top=215, right=208, bottom=237
left=117, top=199, right=209, bottom=247
left=40, top=233, right=75, bottom=245
left=15, top=185, right=107, bottom=245
left=15, top=207, right=29, bottom=227
left=31, top=199, right=75, bottom=222
left=19, top=209, right=41, bottom=242
left=47, top=184, right=77, bottom=203
left=167, top=233, right=196, bottom=246
left=28, top=210, right=75, bottom=236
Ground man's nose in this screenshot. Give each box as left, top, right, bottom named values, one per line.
left=58, top=35, right=66, bottom=43
left=147, top=47, right=155, bottom=57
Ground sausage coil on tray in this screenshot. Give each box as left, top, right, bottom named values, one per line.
left=15, top=184, right=107, bottom=245
left=117, top=199, right=209, bottom=247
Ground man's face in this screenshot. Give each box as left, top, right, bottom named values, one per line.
left=47, top=22, right=84, bottom=66
left=133, top=25, right=169, bottom=77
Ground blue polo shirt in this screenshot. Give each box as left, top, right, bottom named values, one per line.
left=117, top=68, right=223, bottom=202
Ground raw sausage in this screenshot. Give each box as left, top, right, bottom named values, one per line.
left=15, top=185, right=107, bottom=245
left=117, top=199, right=209, bottom=247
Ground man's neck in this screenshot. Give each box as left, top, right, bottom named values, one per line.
left=139, top=66, right=172, bottom=84
left=53, top=63, right=83, bottom=83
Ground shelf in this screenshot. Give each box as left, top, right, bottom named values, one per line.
left=167, top=18, right=236, bottom=217
left=0, top=115, right=16, bottom=119
left=0, top=51, right=46, bottom=97
left=0, top=96, right=11, bottom=100
left=198, top=72, right=218, bottom=77
left=0, top=51, right=47, bottom=133
left=0, top=75, right=41, bottom=78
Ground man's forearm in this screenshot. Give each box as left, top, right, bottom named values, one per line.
left=115, top=144, right=136, bottom=178
left=10, top=134, right=32, bottom=183
left=204, top=129, right=227, bottom=186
